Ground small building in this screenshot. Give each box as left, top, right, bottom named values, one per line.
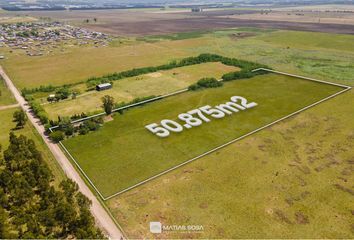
left=0, top=56, right=4, bottom=60
left=96, top=83, right=112, bottom=91
left=191, top=7, right=203, bottom=12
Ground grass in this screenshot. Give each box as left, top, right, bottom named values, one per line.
left=0, top=77, right=16, bottom=106
left=43, top=62, right=239, bottom=119
left=107, top=90, right=354, bottom=239
left=0, top=108, right=66, bottom=185
left=103, top=29, right=354, bottom=238
left=1, top=37, right=203, bottom=89
left=2, top=27, right=354, bottom=237
left=2, top=29, right=353, bottom=91
left=63, top=73, right=341, bottom=198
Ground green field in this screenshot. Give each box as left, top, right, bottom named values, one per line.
left=2, top=26, right=354, bottom=238
left=43, top=62, right=239, bottom=119
left=0, top=77, right=16, bottom=106
left=108, top=91, right=354, bottom=239
left=3, top=29, right=354, bottom=91
left=101, top=29, right=354, bottom=239
left=63, top=73, right=342, bottom=197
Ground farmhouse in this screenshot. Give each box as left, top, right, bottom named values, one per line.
left=96, top=83, right=112, bottom=91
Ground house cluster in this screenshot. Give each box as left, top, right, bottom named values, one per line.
left=0, top=22, right=110, bottom=57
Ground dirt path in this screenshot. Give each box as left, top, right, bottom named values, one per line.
left=0, top=103, right=19, bottom=110
left=0, top=66, right=124, bottom=239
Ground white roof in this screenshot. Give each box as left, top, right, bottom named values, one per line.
left=97, top=83, right=112, bottom=88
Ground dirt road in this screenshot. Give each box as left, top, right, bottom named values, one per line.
left=0, top=66, right=124, bottom=239
left=0, top=103, right=19, bottom=110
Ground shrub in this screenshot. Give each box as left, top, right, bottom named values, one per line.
left=50, top=131, right=65, bottom=142
left=189, top=77, right=223, bottom=91
left=29, top=101, right=49, bottom=124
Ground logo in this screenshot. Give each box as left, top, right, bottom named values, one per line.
left=150, top=222, right=162, bottom=234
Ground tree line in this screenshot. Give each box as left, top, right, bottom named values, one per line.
left=0, top=133, right=104, bottom=238
left=21, top=53, right=269, bottom=96
left=86, top=53, right=269, bottom=88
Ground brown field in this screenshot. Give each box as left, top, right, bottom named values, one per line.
left=225, top=11, right=354, bottom=26
left=14, top=9, right=354, bottom=36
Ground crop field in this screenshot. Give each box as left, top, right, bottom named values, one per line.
left=0, top=77, right=16, bottom=106
left=63, top=73, right=342, bottom=198
left=43, top=62, right=239, bottom=119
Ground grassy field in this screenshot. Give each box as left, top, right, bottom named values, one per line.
left=43, top=62, right=239, bottom=119
left=108, top=90, right=354, bottom=239
left=0, top=77, right=16, bottom=106
left=0, top=108, right=66, bottom=185
left=2, top=28, right=354, bottom=91
left=1, top=27, right=354, bottom=238
left=63, top=73, right=342, bottom=197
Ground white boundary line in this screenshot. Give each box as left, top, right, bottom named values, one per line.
left=52, top=69, right=351, bottom=200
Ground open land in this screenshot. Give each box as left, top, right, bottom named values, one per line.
left=108, top=90, right=354, bottom=239
left=63, top=73, right=342, bottom=198
left=12, top=8, right=354, bottom=36
left=43, top=62, right=239, bottom=119
left=0, top=8, right=351, bottom=36
left=94, top=29, right=353, bottom=238
left=224, top=10, right=354, bottom=25
left=1, top=7, right=354, bottom=238
left=2, top=28, right=354, bottom=92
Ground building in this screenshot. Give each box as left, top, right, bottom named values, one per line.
left=191, top=7, right=203, bottom=12
left=0, top=56, right=4, bottom=60
left=96, top=83, right=112, bottom=91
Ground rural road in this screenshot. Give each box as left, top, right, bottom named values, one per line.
left=0, top=103, right=19, bottom=110
left=0, top=66, right=124, bottom=239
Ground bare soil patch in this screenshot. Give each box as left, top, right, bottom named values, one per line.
left=20, top=9, right=354, bottom=36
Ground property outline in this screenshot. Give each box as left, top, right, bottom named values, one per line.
left=50, top=69, right=352, bottom=200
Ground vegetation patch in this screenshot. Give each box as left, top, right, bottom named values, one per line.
left=188, top=77, right=223, bottom=90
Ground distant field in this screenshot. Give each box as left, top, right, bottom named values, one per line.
left=43, top=62, right=239, bottom=119
left=2, top=29, right=354, bottom=91
left=0, top=77, right=16, bottom=106
left=63, top=73, right=342, bottom=198
left=224, top=11, right=354, bottom=26
left=0, top=16, right=37, bottom=23
left=0, top=108, right=65, bottom=184
left=1, top=37, right=201, bottom=89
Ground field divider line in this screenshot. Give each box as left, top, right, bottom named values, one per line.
left=48, top=125, right=107, bottom=200
left=58, top=140, right=106, bottom=200
left=103, top=86, right=351, bottom=200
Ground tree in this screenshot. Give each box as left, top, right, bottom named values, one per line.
left=58, top=117, right=74, bottom=136
left=101, top=95, right=114, bottom=115
left=93, top=18, right=97, bottom=22
left=49, top=131, right=65, bottom=143
left=13, top=109, right=27, bottom=128
left=0, top=133, right=103, bottom=238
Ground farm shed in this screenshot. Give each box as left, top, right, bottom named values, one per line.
left=96, top=83, right=112, bottom=91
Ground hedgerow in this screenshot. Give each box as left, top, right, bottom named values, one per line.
left=189, top=77, right=223, bottom=91
left=85, top=54, right=270, bottom=87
